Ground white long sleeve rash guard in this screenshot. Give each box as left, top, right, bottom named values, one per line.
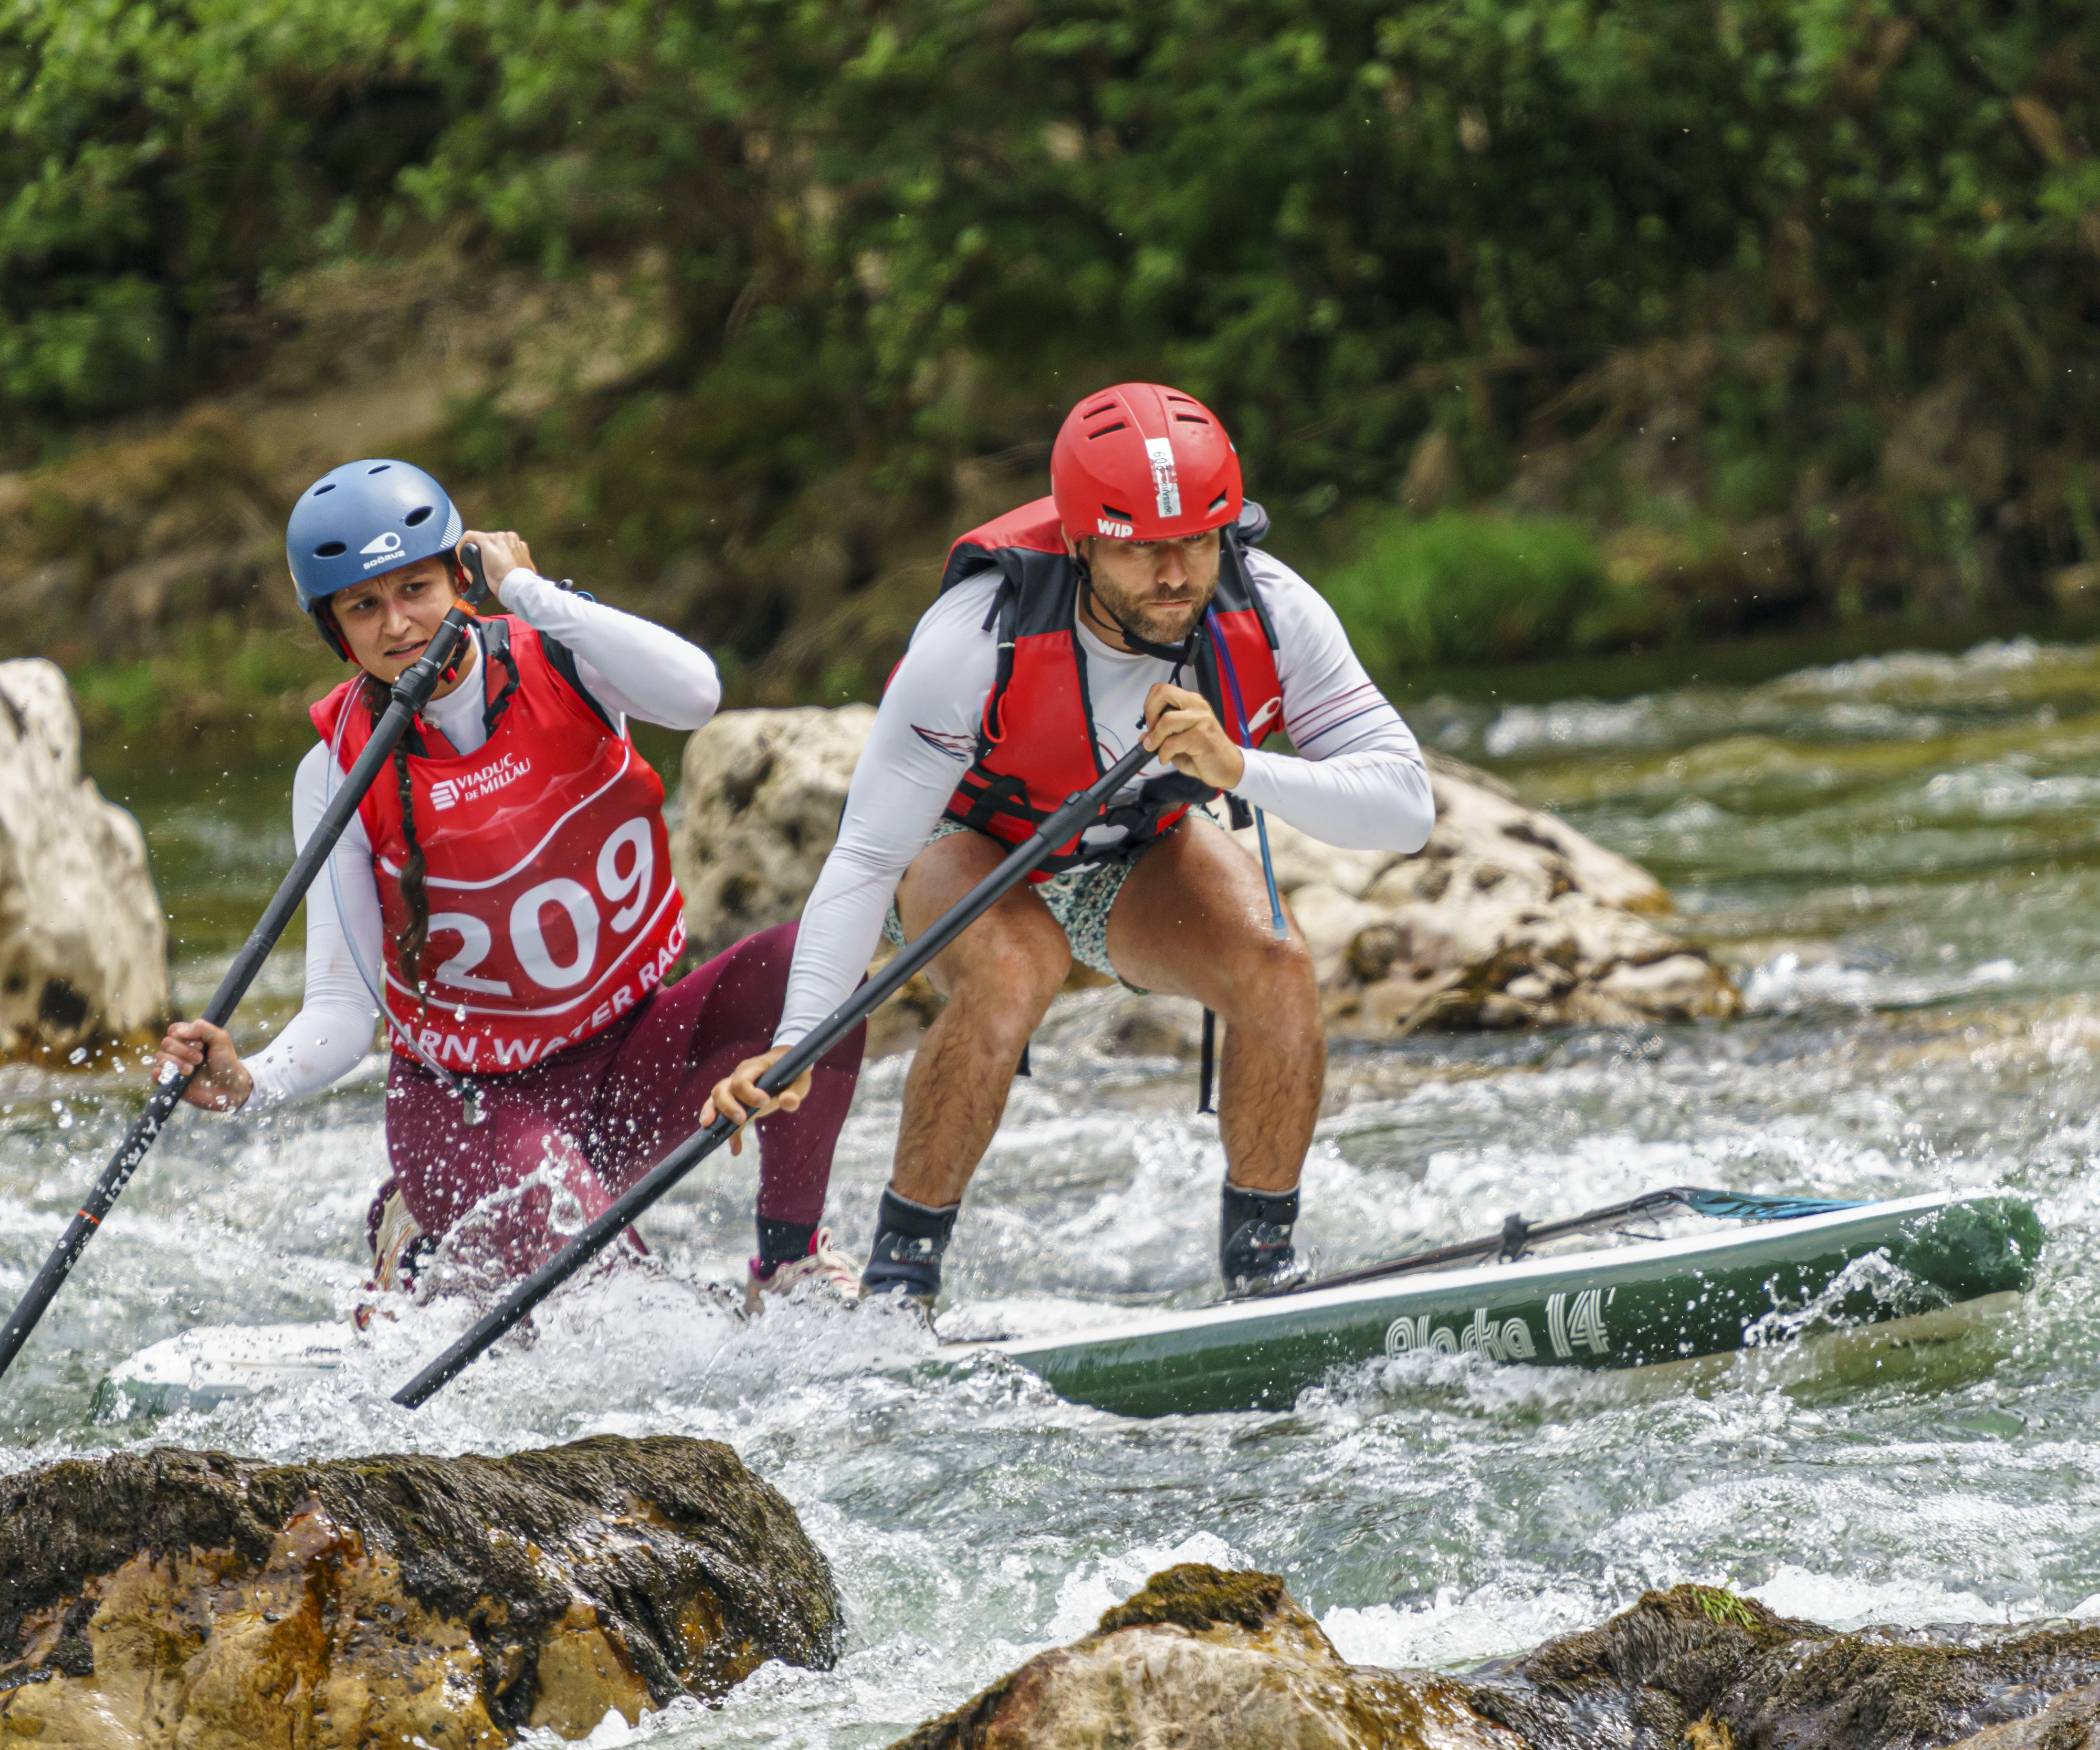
left=771, top=547, right=1435, bottom=1048
left=243, top=569, right=722, bottom=1106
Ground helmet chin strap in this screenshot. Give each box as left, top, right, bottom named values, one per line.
left=1077, top=562, right=1202, bottom=665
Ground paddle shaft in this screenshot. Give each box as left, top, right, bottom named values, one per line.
left=0, top=558, right=489, bottom=1384
left=1273, top=1188, right=1688, bottom=1296
left=1264, top=1186, right=1863, bottom=1297
left=394, top=735, right=1165, bottom=1408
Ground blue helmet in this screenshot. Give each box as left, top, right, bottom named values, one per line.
left=286, top=459, right=463, bottom=652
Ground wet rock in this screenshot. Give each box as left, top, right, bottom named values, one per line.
left=1947, top=1686, right=2100, bottom=1747
left=897, top=1571, right=2100, bottom=1750
left=671, top=708, right=1737, bottom=1052
left=671, top=703, right=941, bottom=1053
left=1462, top=1583, right=2100, bottom=1748
left=1291, top=752, right=1739, bottom=1037
left=893, top=1564, right=1516, bottom=1750
left=0, top=1435, right=842, bottom=1748
left=0, top=658, right=170, bottom=1065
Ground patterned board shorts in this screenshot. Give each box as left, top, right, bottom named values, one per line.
left=883, top=816, right=1189, bottom=981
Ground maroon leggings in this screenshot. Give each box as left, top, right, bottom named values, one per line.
left=383, top=922, right=862, bottom=1277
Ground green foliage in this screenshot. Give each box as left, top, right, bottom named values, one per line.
left=7, top=0, right=2100, bottom=669
left=1323, top=511, right=1609, bottom=667
left=69, top=619, right=331, bottom=744
left=0, top=0, right=449, bottom=418
left=69, top=657, right=164, bottom=737
left=1688, top=1586, right=1765, bottom=1632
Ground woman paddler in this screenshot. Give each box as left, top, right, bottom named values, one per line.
left=152, top=459, right=865, bottom=1310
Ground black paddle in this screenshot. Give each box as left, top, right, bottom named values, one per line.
left=0, top=546, right=494, bottom=1386
left=393, top=734, right=1164, bottom=1408
left=1259, top=1186, right=1866, bottom=1299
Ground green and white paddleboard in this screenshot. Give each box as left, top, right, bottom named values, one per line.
left=967, top=1189, right=2043, bottom=1415
left=96, top=1189, right=2041, bottom=1420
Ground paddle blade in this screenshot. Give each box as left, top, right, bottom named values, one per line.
left=1670, top=1188, right=1867, bottom=1223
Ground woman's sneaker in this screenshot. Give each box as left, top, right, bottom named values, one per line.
left=353, top=1183, right=436, bottom=1331
left=744, top=1227, right=861, bottom=1314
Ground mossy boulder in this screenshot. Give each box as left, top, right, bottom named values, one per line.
left=1465, top=1582, right=2100, bottom=1747
left=0, top=1434, right=841, bottom=1748
left=893, top=1562, right=1517, bottom=1750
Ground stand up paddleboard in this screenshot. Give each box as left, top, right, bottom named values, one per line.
left=95, top=1188, right=2041, bottom=1420
left=959, top=1188, right=2042, bottom=1415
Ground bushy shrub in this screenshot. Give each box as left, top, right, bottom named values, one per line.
left=7, top=0, right=2100, bottom=663
left=1321, top=511, right=1608, bottom=668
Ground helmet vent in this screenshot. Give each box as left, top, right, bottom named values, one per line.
left=1207, top=492, right=1231, bottom=513
left=1087, top=420, right=1127, bottom=438
left=1099, top=503, right=1137, bottom=522
left=367, top=463, right=392, bottom=475
left=313, top=483, right=336, bottom=496
left=404, top=505, right=433, bottom=526
left=315, top=541, right=347, bottom=558
left=1175, top=412, right=1210, bottom=425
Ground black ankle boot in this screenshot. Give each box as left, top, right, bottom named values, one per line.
left=863, top=1187, right=960, bottom=1304
left=1221, top=1183, right=1306, bottom=1294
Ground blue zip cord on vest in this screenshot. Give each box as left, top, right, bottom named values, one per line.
left=1208, top=612, right=1287, bottom=940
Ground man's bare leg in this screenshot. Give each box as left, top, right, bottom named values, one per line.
left=1106, top=819, right=1325, bottom=1191
left=889, top=832, right=1072, bottom=1209
left=1107, top=819, right=1323, bottom=1287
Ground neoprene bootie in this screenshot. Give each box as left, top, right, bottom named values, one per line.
left=1220, top=1182, right=1308, bottom=1295
left=862, top=1186, right=960, bottom=1304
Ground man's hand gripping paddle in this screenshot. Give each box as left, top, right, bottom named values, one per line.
left=0, top=547, right=495, bottom=1390
left=391, top=735, right=1164, bottom=1409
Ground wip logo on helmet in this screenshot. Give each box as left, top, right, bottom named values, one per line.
left=1144, top=437, right=1181, bottom=520
left=1096, top=517, right=1135, bottom=539
left=360, top=529, right=406, bottom=570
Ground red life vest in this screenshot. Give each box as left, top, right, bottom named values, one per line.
left=934, top=497, right=1286, bottom=879
left=309, top=618, right=687, bottom=1074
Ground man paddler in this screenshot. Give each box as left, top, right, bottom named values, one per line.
left=704, top=383, right=1435, bottom=1302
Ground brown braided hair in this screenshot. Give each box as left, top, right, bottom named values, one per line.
left=366, top=677, right=432, bottom=1000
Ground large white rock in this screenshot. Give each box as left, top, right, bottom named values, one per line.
left=674, top=704, right=879, bottom=956
left=671, top=708, right=1738, bottom=1050
left=0, top=660, right=170, bottom=1063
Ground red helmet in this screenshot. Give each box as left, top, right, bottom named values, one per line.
left=1051, top=382, right=1243, bottom=542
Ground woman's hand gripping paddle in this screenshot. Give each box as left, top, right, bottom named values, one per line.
left=0, top=547, right=494, bottom=1391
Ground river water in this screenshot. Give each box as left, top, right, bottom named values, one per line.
left=4, top=636, right=2098, bottom=1745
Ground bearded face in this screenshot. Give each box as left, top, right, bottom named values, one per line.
left=1077, top=529, right=1224, bottom=648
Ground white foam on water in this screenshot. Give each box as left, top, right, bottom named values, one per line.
left=1747, top=1564, right=2052, bottom=1631
left=1742, top=950, right=2019, bottom=1015
left=1321, top=1582, right=1602, bottom=1669
left=1042, top=1530, right=1253, bottom=1642
left=1768, top=637, right=2046, bottom=698
left=1484, top=696, right=1660, bottom=758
